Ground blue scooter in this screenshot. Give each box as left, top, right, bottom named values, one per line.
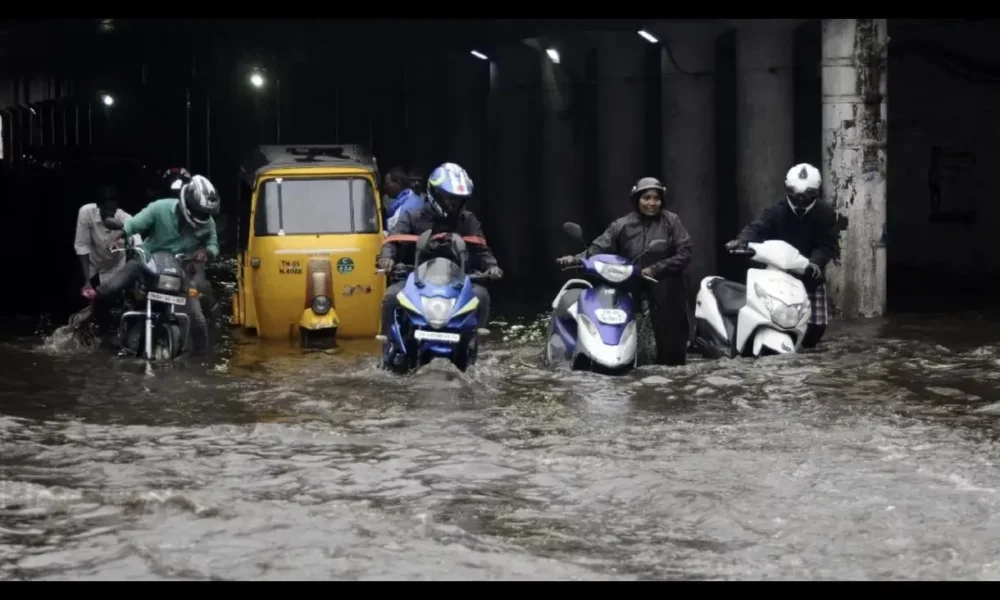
left=377, top=230, right=499, bottom=374
left=544, top=222, right=667, bottom=374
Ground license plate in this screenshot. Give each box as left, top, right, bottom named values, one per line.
left=594, top=308, right=627, bottom=325
left=414, top=329, right=461, bottom=343
left=147, top=291, right=187, bottom=306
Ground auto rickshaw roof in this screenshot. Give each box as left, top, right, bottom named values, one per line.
left=239, top=144, right=379, bottom=188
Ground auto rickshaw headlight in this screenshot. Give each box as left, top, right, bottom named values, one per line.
left=312, top=295, right=332, bottom=316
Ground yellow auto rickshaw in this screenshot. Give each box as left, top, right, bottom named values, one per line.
left=231, top=144, right=387, bottom=347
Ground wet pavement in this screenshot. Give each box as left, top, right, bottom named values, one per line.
left=2, top=281, right=1000, bottom=580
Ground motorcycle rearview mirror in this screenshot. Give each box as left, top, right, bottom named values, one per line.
left=632, top=238, right=669, bottom=263
left=416, top=230, right=433, bottom=253
left=562, top=222, right=584, bottom=243
left=102, top=217, right=124, bottom=230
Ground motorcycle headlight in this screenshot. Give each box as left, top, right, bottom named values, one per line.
left=311, top=295, right=332, bottom=316
left=156, top=274, right=182, bottom=292
left=593, top=261, right=634, bottom=283
left=753, top=283, right=804, bottom=329
left=421, top=296, right=456, bottom=329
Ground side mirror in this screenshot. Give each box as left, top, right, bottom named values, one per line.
left=562, top=222, right=583, bottom=242
left=646, top=239, right=668, bottom=252
left=102, top=217, right=124, bottom=230
left=451, top=233, right=467, bottom=255
left=416, top=229, right=433, bottom=253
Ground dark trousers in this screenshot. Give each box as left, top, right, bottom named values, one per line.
left=380, top=280, right=491, bottom=337
left=643, top=276, right=690, bottom=367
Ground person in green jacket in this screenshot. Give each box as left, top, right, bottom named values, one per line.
left=85, top=174, right=221, bottom=354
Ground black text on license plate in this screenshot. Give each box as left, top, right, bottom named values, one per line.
left=147, top=292, right=187, bottom=306
left=414, top=329, right=460, bottom=343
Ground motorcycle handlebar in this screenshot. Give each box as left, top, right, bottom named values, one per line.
left=374, top=265, right=500, bottom=282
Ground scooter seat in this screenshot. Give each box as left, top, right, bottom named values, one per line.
left=709, top=278, right=747, bottom=316
left=554, top=288, right=583, bottom=320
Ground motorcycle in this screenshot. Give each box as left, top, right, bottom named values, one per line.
left=115, top=244, right=202, bottom=361
left=693, top=239, right=812, bottom=359
left=376, top=230, right=499, bottom=374
left=544, top=222, right=667, bottom=374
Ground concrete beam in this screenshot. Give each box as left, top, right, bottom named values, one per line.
left=821, top=19, right=888, bottom=318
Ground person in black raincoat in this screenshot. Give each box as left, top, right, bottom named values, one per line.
left=556, top=177, right=694, bottom=366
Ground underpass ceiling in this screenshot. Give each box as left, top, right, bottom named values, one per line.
left=0, top=18, right=670, bottom=72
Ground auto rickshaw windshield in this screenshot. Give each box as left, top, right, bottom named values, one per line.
left=255, top=177, right=380, bottom=236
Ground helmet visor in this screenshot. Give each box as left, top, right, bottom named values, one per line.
left=787, top=188, right=819, bottom=209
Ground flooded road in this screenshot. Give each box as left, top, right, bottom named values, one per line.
left=2, top=300, right=1000, bottom=579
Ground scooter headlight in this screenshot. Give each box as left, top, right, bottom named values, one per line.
left=311, top=295, right=332, bottom=316
left=753, top=283, right=804, bottom=329
left=593, top=261, right=634, bottom=283
left=421, top=296, right=456, bottom=329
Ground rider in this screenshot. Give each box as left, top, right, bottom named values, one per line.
left=724, top=162, right=839, bottom=349
left=382, top=166, right=425, bottom=230
left=85, top=174, right=221, bottom=354
left=556, top=176, right=694, bottom=367
left=72, top=185, right=141, bottom=328
left=376, top=162, right=502, bottom=341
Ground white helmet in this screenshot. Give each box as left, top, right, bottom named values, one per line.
left=179, top=174, right=220, bottom=228
left=784, top=163, right=821, bottom=217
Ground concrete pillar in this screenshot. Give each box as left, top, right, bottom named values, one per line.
left=821, top=19, right=888, bottom=318
left=485, top=43, right=543, bottom=278
left=537, top=39, right=585, bottom=260
left=658, top=23, right=722, bottom=287
left=445, top=52, right=488, bottom=201
left=735, top=22, right=795, bottom=226
left=593, top=32, right=647, bottom=227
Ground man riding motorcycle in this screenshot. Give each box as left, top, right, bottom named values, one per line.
left=85, top=174, right=221, bottom=355
left=556, top=176, right=694, bottom=366
left=724, top=162, right=839, bottom=349
left=376, top=162, right=503, bottom=343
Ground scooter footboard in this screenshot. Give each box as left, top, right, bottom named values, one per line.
left=752, top=328, right=797, bottom=356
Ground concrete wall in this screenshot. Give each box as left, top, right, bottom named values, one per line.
left=885, top=20, right=1000, bottom=285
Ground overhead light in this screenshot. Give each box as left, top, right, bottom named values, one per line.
left=101, top=94, right=114, bottom=107
left=546, top=48, right=560, bottom=64
left=249, top=72, right=265, bottom=88
left=470, top=50, right=489, bottom=60
left=638, top=29, right=659, bottom=44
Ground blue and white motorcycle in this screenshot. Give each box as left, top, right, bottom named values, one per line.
left=544, top=222, right=667, bottom=374
left=377, top=230, right=499, bottom=374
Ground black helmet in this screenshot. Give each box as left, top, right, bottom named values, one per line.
left=179, top=174, right=220, bottom=227
left=162, top=167, right=192, bottom=198
left=630, top=176, right=666, bottom=205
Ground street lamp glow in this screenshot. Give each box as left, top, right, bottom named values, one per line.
left=249, top=73, right=265, bottom=88
left=470, top=50, right=488, bottom=60
left=638, top=30, right=659, bottom=44
left=546, top=48, right=560, bottom=64
left=101, top=94, right=114, bottom=107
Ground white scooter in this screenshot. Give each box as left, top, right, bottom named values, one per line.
left=693, top=240, right=813, bottom=359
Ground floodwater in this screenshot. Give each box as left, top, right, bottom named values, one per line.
left=2, top=273, right=1000, bottom=579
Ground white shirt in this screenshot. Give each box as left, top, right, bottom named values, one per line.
left=73, top=203, right=142, bottom=279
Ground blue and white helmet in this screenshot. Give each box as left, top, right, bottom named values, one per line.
left=426, top=162, right=474, bottom=219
